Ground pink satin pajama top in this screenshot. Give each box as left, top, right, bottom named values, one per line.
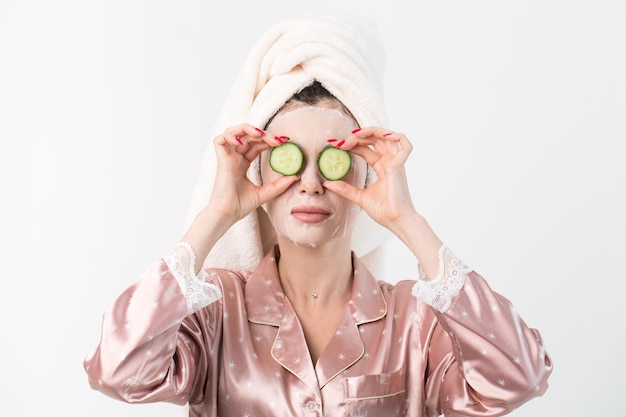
left=84, top=245, right=552, bottom=417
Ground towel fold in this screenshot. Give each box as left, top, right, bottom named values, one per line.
left=185, top=15, right=394, bottom=277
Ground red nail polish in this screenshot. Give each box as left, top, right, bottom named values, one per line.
left=235, top=137, right=243, bottom=145
left=255, top=127, right=265, bottom=134
left=352, top=128, right=362, bottom=134
left=280, top=136, right=290, bottom=141
left=383, top=132, right=393, bottom=137
left=336, top=140, right=345, bottom=148
left=327, top=138, right=337, bottom=142
left=274, top=136, right=284, bottom=144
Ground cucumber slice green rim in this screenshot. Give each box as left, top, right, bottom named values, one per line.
left=269, top=142, right=304, bottom=176
left=317, top=146, right=352, bottom=181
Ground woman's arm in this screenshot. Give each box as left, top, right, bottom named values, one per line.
left=84, top=124, right=295, bottom=402
left=326, top=127, right=552, bottom=414
left=83, top=255, right=221, bottom=404
left=183, top=124, right=298, bottom=274
left=422, top=267, right=552, bottom=416
left=323, top=127, right=443, bottom=278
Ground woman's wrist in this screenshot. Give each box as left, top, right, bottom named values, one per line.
left=181, top=205, right=237, bottom=274
left=391, top=211, right=443, bottom=280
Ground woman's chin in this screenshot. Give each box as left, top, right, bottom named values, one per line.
left=277, top=228, right=349, bottom=249
left=278, top=235, right=324, bottom=249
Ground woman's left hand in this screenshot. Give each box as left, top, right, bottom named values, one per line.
left=322, top=127, right=418, bottom=234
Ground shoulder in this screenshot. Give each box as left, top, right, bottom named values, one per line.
left=186, top=268, right=250, bottom=325
left=378, top=279, right=418, bottom=312
left=377, top=278, right=440, bottom=321
left=377, top=278, right=416, bottom=298
left=204, top=267, right=250, bottom=293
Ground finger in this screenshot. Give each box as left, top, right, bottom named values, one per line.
left=247, top=132, right=292, bottom=149
left=368, top=132, right=412, bottom=161
left=217, top=124, right=269, bottom=149
left=322, top=180, right=363, bottom=207
left=330, top=127, right=401, bottom=151
left=257, top=175, right=299, bottom=205
left=382, top=138, right=400, bottom=157
left=214, top=131, right=244, bottom=148
left=224, top=123, right=266, bottom=139
left=234, top=125, right=295, bottom=149
left=348, top=144, right=382, bottom=166
left=395, top=134, right=413, bottom=163
left=244, top=141, right=272, bottom=162
left=352, top=126, right=401, bottom=142
left=349, top=138, right=404, bottom=167
left=243, top=133, right=292, bottom=162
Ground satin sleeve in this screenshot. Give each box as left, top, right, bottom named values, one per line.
left=83, top=250, right=224, bottom=405
left=415, top=247, right=553, bottom=416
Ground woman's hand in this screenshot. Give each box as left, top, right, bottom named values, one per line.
left=208, top=124, right=299, bottom=223
left=324, top=127, right=443, bottom=277
left=182, top=124, right=298, bottom=273
left=322, top=127, right=418, bottom=234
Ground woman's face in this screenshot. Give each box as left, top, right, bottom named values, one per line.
left=260, top=104, right=367, bottom=248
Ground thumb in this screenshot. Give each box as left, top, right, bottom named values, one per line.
left=323, top=180, right=363, bottom=207
left=257, top=176, right=299, bottom=206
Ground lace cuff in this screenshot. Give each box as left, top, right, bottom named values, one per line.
left=412, top=245, right=471, bottom=312
left=163, top=242, right=223, bottom=314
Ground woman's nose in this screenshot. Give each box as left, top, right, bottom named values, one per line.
left=297, top=163, right=325, bottom=195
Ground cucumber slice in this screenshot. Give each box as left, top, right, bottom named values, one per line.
left=269, top=142, right=304, bottom=176
left=317, top=146, right=352, bottom=181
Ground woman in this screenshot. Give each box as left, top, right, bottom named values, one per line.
left=84, top=16, right=552, bottom=417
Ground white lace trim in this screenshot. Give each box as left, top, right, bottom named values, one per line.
left=412, top=245, right=471, bottom=312
left=163, top=242, right=222, bottom=314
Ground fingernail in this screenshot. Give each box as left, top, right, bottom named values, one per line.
left=255, top=127, right=265, bottom=135
left=383, top=132, right=394, bottom=137
left=351, top=128, right=362, bottom=134
left=336, top=140, right=345, bottom=148
left=235, top=137, right=243, bottom=145
left=274, top=136, right=284, bottom=144
left=327, top=138, right=337, bottom=142
left=279, top=136, right=290, bottom=141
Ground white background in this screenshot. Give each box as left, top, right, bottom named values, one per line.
left=1, top=1, right=624, bottom=416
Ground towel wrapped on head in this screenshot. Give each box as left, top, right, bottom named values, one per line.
left=186, top=15, right=394, bottom=277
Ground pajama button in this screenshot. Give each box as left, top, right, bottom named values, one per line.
left=305, top=401, right=317, bottom=412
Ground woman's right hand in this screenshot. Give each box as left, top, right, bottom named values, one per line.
left=182, top=124, right=298, bottom=274
left=208, top=124, right=299, bottom=224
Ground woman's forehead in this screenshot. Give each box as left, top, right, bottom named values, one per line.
left=267, top=105, right=358, bottom=138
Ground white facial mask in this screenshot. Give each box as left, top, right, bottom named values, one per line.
left=260, top=106, right=366, bottom=248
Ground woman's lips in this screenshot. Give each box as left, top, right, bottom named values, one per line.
left=290, top=206, right=330, bottom=223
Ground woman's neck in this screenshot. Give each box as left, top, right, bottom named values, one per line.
left=276, top=237, right=353, bottom=306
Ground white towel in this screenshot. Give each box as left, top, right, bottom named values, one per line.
left=185, top=15, right=394, bottom=277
